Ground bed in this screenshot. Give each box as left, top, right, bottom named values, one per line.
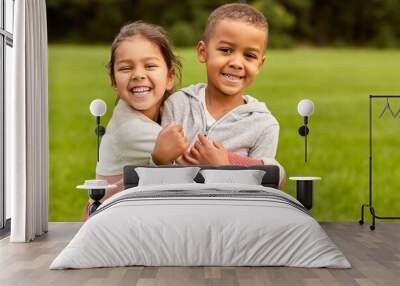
left=50, top=165, right=350, bottom=269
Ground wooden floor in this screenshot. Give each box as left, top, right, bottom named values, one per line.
left=0, top=222, right=399, bottom=286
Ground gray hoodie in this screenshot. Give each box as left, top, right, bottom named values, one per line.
left=162, top=83, right=282, bottom=171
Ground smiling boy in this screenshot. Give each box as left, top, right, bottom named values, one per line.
left=152, top=3, right=284, bottom=183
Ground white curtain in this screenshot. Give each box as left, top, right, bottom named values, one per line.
left=7, top=0, right=48, bottom=242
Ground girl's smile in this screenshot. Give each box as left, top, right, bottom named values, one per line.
left=129, top=86, right=153, bottom=99
left=112, top=35, right=175, bottom=121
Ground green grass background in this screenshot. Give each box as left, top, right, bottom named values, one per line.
left=49, top=45, right=400, bottom=221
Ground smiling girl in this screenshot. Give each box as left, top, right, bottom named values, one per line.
left=94, top=21, right=183, bottom=203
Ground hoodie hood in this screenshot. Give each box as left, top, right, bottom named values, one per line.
left=179, top=83, right=271, bottom=117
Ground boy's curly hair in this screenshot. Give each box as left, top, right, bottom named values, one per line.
left=203, top=3, right=268, bottom=46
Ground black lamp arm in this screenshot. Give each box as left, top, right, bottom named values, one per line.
left=94, top=116, right=106, bottom=162
left=297, top=116, right=310, bottom=162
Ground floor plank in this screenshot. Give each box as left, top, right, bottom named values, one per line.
left=0, top=222, right=399, bottom=286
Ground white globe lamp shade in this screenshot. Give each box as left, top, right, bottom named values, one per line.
left=297, top=99, right=314, bottom=117
left=90, top=99, right=107, bottom=117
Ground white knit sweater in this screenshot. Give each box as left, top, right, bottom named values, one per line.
left=96, top=100, right=161, bottom=176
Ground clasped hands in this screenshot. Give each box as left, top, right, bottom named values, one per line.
left=152, top=123, right=230, bottom=166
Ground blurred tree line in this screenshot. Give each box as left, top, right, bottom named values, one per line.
left=47, top=0, right=400, bottom=48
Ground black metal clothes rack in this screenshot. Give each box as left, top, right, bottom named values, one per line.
left=359, top=95, right=400, bottom=230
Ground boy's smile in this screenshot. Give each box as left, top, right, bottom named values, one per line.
left=197, top=20, right=266, bottom=99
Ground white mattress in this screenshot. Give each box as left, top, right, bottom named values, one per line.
left=50, top=183, right=351, bottom=269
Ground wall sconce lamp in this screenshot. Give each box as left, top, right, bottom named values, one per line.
left=297, top=99, right=314, bottom=162
left=89, top=99, right=107, bottom=162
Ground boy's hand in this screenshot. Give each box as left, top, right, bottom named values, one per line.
left=152, top=123, right=189, bottom=165
left=180, top=134, right=230, bottom=166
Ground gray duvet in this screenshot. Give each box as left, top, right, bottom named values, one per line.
left=50, top=183, right=351, bottom=269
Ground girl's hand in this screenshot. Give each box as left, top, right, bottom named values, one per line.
left=152, top=123, right=189, bottom=165
left=183, top=134, right=230, bottom=166
left=175, top=150, right=201, bottom=165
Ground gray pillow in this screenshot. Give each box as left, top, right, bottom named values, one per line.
left=200, top=169, right=266, bottom=185
left=135, top=167, right=201, bottom=186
